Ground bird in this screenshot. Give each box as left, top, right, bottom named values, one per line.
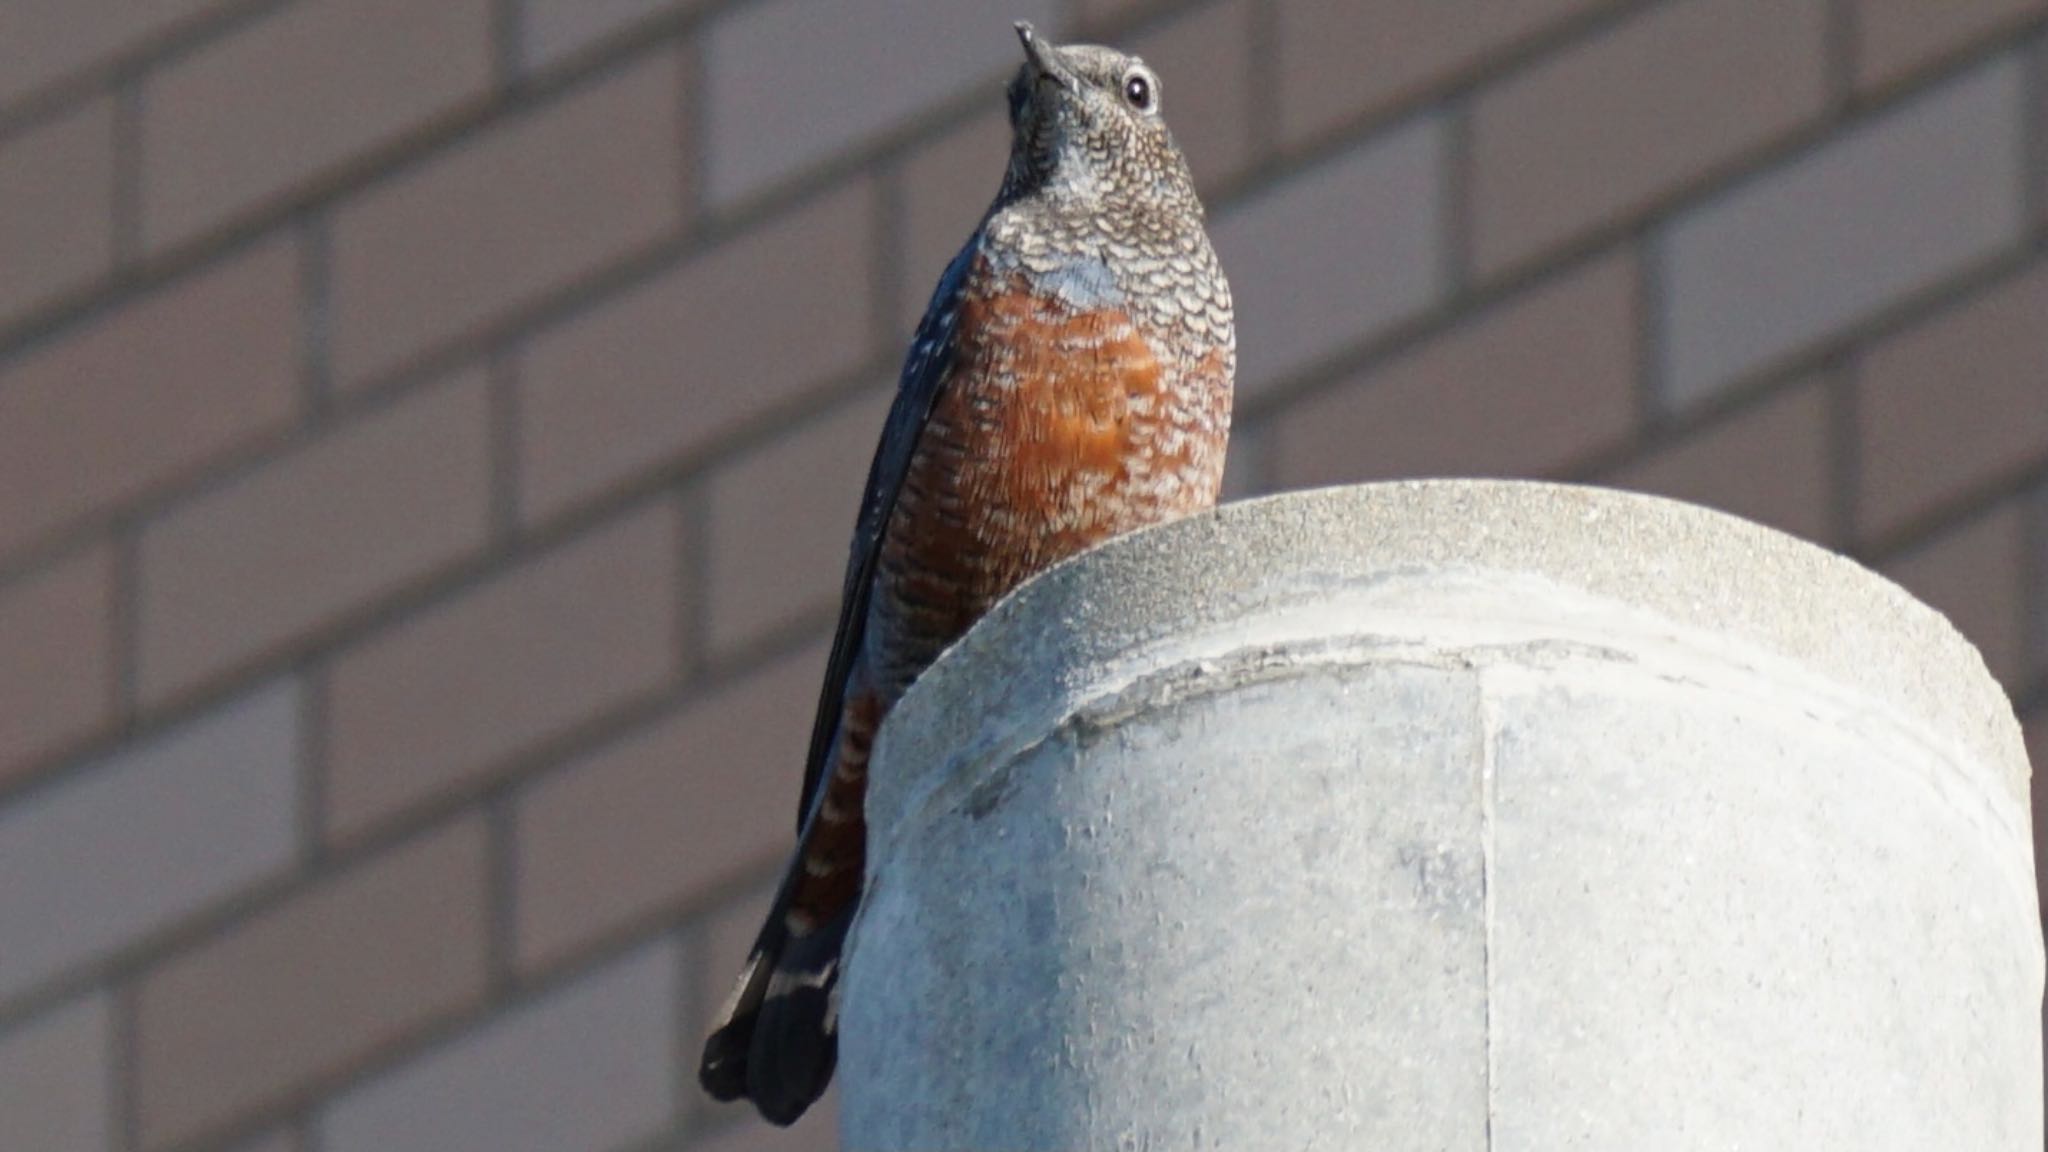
left=698, top=21, right=1235, bottom=1125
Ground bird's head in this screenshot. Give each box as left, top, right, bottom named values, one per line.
left=1001, top=23, right=1200, bottom=222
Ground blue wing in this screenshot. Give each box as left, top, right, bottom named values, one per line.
left=793, top=238, right=977, bottom=828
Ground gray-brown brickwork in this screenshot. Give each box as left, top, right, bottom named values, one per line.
left=0, top=4, right=2042, bottom=1149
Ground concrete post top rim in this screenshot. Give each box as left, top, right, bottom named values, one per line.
left=881, top=479, right=2028, bottom=809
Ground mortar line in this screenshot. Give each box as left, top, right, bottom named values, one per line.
left=1825, top=0, right=1859, bottom=115
left=491, top=0, right=525, bottom=93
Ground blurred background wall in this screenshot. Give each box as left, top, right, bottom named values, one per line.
left=0, top=1, right=2042, bottom=1150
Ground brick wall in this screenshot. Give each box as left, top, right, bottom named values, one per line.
left=0, top=1, right=2042, bottom=1149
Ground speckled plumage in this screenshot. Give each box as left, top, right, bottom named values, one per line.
left=700, top=24, right=1234, bottom=1125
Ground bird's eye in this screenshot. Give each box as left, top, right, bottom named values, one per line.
left=1122, top=69, right=1155, bottom=112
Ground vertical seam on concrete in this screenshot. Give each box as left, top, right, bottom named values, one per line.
left=1479, top=671, right=1500, bottom=1149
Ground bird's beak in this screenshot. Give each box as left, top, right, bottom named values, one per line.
left=1015, top=22, right=1074, bottom=91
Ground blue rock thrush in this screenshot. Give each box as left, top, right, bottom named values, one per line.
left=700, top=22, right=1236, bottom=1125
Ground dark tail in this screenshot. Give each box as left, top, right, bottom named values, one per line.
left=698, top=882, right=854, bottom=1126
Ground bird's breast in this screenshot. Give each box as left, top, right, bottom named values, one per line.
left=869, top=264, right=1231, bottom=691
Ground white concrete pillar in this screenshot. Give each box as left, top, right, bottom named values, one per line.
left=839, top=481, right=2040, bottom=1151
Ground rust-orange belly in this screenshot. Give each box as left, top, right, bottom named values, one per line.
left=784, top=272, right=1229, bottom=934
left=872, top=275, right=1226, bottom=690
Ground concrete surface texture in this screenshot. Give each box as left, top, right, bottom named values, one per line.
left=843, top=480, right=2041, bottom=1151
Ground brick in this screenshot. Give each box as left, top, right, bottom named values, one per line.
left=1854, top=0, right=2046, bottom=90
left=519, top=182, right=877, bottom=524
left=1855, top=262, right=2048, bottom=539
left=0, top=543, right=114, bottom=789
left=331, top=53, right=684, bottom=390
left=318, top=941, right=678, bottom=1152
left=1075, top=0, right=1159, bottom=29
left=1276, top=0, right=1623, bottom=146
left=702, top=0, right=1057, bottom=205
left=1128, top=0, right=1257, bottom=194
left=136, top=818, right=488, bottom=1151
left=0, top=681, right=299, bottom=1005
left=0, top=235, right=300, bottom=560
left=1472, top=0, right=1830, bottom=279
left=0, top=0, right=235, bottom=110
left=1883, top=502, right=2029, bottom=689
left=706, top=385, right=890, bottom=655
left=1659, top=56, right=2028, bottom=409
left=1272, top=252, right=1636, bottom=489
left=0, top=96, right=114, bottom=328
left=0, top=996, right=110, bottom=1152
left=1606, top=378, right=1834, bottom=545
left=520, top=0, right=710, bottom=72
left=515, top=642, right=824, bottom=972
left=141, top=0, right=494, bottom=252
left=326, top=504, right=681, bottom=840
left=139, top=367, right=493, bottom=705
left=226, top=1133, right=299, bottom=1152
left=895, top=110, right=1007, bottom=338
left=1212, top=118, right=1446, bottom=401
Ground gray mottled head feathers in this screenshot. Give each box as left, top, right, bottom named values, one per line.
left=1001, top=24, right=1200, bottom=224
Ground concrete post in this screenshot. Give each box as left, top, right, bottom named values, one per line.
left=838, top=481, right=2040, bottom=1151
